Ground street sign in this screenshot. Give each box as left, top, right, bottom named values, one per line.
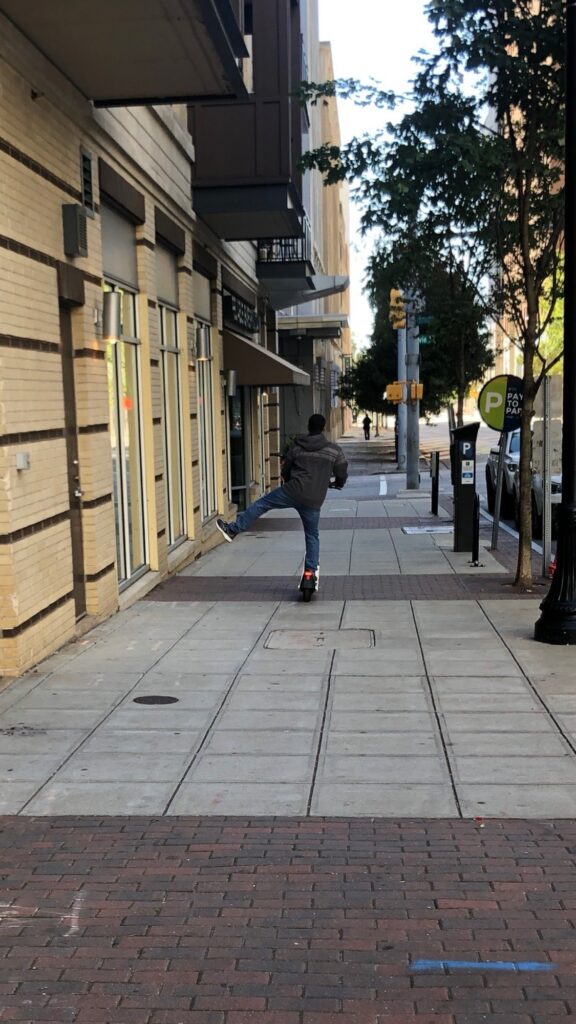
left=478, top=374, right=523, bottom=432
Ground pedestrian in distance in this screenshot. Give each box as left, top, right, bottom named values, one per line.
left=216, top=414, right=348, bottom=588
left=362, top=414, right=372, bottom=440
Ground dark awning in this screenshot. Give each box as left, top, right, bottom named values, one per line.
left=266, top=275, right=349, bottom=311
left=0, top=0, right=247, bottom=105
left=277, top=314, right=349, bottom=339
left=223, top=333, right=310, bottom=387
left=193, top=184, right=303, bottom=240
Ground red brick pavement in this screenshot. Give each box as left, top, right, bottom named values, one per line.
left=0, top=817, right=574, bottom=1023
left=147, top=573, right=546, bottom=602
left=253, top=519, right=447, bottom=530
left=14, top=452, right=553, bottom=1022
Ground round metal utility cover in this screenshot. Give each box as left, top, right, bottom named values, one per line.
left=133, top=695, right=179, bottom=705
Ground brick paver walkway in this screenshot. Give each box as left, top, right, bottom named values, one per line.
left=147, top=572, right=540, bottom=602
left=0, top=816, right=574, bottom=1023
left=0, top=430, right=571, bottom=1022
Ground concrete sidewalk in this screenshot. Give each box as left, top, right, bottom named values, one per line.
left=0, top=432, right=573, bottom=819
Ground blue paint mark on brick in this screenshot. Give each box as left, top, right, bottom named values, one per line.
left=411, top=959, right=556, bottom=973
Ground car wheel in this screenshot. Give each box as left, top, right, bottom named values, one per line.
left=532, top=494, right=543, bottom=540
left=485, top=466, right=495, bottom=514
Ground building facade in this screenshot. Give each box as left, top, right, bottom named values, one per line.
left=277, top=32, right=352, bottom=446
left=0, top=0, right=349, bottom=677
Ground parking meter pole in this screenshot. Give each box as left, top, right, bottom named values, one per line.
left=453, top=423, right=480, bottom=552
left=406, top=306, right=420, bottom=490
left=397, top=327, right=407, bottom=471
left=542, top=375, right=552, bottom=578
left=491, top=432, right=507, bottom=550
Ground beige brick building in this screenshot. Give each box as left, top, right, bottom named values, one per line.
left=0, top=0, right=349, bottom=677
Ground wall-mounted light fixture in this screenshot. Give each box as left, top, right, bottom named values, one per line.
left=103, top=290, right=121, bottom=343
left=196, top=330, right=211, bottom=360
left=226, top=370, right=237, bottom=397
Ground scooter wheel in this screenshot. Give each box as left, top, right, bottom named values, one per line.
left=302, top=589, right=313, bottom=602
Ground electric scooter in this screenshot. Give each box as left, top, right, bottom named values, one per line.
left=298, top=478, right=340, bottom=602
left=299, top=565, right=319, bottom=602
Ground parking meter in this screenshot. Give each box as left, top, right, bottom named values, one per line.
left=452, top=422, right=480, bottom=552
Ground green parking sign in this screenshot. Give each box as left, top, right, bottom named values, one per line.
left=478, top=375, right=523, bottom=432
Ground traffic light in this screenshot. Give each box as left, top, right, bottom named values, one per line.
left=386, top=382, right=404, bottom=403
left=389, top=289, right=406, bottom=329
left=410, top=381, right=424, bottom=401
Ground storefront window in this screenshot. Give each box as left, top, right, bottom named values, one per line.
left=160, top=305, right=185, bottom=545
left=106, top=285, right=147, bottom=585
left=196, top=323, right=217, bottom=520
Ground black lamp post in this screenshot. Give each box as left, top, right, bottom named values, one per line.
left=535, top=0, right=576, bottom=643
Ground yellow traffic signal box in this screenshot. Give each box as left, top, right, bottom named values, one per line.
left=386, top=382, right=404, bottom=402
left=410, top=381, right=424, bottom=401
left=389, top=289, right=406, bottom=329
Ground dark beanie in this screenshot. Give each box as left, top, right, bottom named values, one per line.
left=308, top=414, right=326, bottom=434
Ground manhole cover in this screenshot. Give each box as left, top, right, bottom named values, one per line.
left=132, top=695, right=179, bottom=705
left=264, top=629, right=375, bottom=650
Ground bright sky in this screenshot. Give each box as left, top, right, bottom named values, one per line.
left=318, top=0, right=435, bottom=350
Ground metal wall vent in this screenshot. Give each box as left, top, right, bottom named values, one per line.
left=62, top=204, right=88, bottom=258
left=81, top=151, right=94, bottom=212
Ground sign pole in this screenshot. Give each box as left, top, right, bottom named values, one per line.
left=542, top=375, right=552, bottom=578
left=535, top=0, right=576, bottom=643
left=491, top=432, right=507, bottom=550
left=397, top=326, right=407, bottom=471
left=406, top=300, right=420, bottom=490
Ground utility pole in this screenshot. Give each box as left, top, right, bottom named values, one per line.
left=397, top=325, right=407, bottom=471
left=406, top=299, right=420, bottom=490
left=535, top=0, right=576, bottom=643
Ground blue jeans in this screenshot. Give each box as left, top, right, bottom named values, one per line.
left=232, top=486, right=320, bottom=571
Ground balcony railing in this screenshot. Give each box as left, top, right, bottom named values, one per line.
left=257, top=217, right=312, bottom=265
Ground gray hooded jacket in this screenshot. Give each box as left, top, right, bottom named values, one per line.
left=281, top=433, right=348, bottom=509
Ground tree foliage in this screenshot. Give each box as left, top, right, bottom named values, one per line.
left=339, top=256, right=494, bottom=423
left=302, top=0, right=566, bottom=587
left=367, top=249, right=494, bottom=424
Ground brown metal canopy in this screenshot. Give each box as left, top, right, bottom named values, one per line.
left=223, top=333, right=310, bottom=387
left=0, top=0, right=247, bottom=105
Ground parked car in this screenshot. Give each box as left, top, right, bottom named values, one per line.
left=485, top=429, right=520, bottom=517
left=513, top=468, right=562, bottom=539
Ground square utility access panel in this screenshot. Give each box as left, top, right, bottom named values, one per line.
left=264, top=630, right=375, bottom=650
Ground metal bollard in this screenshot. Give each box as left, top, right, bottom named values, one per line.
left=471, top=493, right=480, bottom=566
left=430, top=451, right=440, bottom=516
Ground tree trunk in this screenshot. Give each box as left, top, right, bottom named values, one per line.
left=457, top=335, right=466, bottom=427
left=515, top=336, right=537, bottom=589
left=456, top=390, right=465, bottom=428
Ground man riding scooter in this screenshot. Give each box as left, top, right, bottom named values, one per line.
left=216, top=414, right=348, bottom=598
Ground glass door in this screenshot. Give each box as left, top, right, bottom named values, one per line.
left=160, top=305, right=185, bottom=545
left=106, top=286, right=147, bottom=585
left=229, top=387, right=251, bottom=511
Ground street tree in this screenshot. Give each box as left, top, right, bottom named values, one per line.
left=302, top=0, right=566, bottom=588
left=368, top=251, right=494, bottom=425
